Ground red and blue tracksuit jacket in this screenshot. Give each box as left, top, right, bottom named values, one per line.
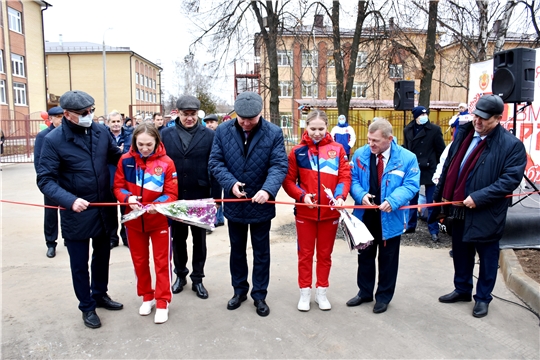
left=283, top=131, right=351, bottom=221
left=113, top=143, right=178, bottom=232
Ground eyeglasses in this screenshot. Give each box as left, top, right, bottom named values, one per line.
left=68, top=107, right=95, bottom=117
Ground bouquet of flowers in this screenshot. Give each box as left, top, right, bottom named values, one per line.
left=121, top=199, right=217, bottom=231
left=323, top=186, right=374, bottom=252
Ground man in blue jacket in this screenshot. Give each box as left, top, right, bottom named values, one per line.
left=209, top=91, right=288, bottom=317
left=37, top=90, right=124, bottom=329
left=430, top=94, right=527, bottom=318
left=34, top=106, right=64, bottom=258
left=347, top=118, right=420, bottom=314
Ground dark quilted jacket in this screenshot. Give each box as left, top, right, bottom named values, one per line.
left=209, top=118, right=288, bottom=223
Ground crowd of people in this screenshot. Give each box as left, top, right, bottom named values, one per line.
left=33, top=90, right=526, bottom=329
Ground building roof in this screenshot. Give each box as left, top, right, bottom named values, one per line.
left=44, top=42, right=162, bottom=70
left=295, top=99, right=460, bottom=110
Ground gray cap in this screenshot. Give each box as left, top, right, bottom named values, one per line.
left=203, top=114, right=218, bottom=122
left=234, top=91, right=262, bottom=118
left=472, top=94, right=504, bottom=119
left=59, top=90, right=94, bottom=111
left=176, top=95, right=200, bottom=110
left=48, top=106, right=63, bottom=116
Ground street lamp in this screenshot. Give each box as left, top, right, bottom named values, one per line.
left=102, top=27, right=113, bottom=116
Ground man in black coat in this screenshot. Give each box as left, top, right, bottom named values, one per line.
left=403, top=106, right=446, bottom=241
left=34, top=106, right=63, bottom=258
left=161, top=95, right=220, bottom=300
left=430, top=94, right=526, bottom=318
left=37, top=91, right=124, bottom=329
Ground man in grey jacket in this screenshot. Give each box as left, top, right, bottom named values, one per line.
left=209, top=91, right=288, bottom=317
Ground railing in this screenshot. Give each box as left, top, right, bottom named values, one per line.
left=1, top=119, right=44, bottom=163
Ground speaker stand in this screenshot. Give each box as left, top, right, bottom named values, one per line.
left=510, top=101, right=539, bottom=207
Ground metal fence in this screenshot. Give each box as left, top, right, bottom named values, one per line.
left=1, top=118, right=44, bottom=163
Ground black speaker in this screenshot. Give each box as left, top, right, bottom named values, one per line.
left=394, top=80, right=415, bottom=110
left=492, top=47, right=536, bottom=103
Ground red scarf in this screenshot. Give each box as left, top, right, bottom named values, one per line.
left=442, top=130, right=487, bottom=202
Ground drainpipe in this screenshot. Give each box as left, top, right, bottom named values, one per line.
left=40, top=1, right=52, bottom=109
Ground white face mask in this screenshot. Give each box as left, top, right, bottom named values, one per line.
left=417, top=115, right=429, bottom=125
left=171, top=115, right=178, bottom=121
left=78, top=113, right=94, bottom=127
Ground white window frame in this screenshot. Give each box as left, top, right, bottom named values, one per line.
left=0, top=50, right=4, bottom=73
left=356, top=51, right=367, bottom=68
left=280, top=114, right=293, bottom=129
left=326, top=82, right=337, bottom=98
left=278, top=81, right=292, bottom=98
left=302, top=50, right=318, bottom=67
left=13, top=82, right=27, bottom=105
left=351, top=82, right=368, bottom=99
left=389, top=64, right=403, bottom=79
left=302, top=82, right=318, bottom=98
left=136, top=89, right=140, bottom=100
left=0, top=80, right=7, bottom=104
left=277, top=50, right=292, bottom=66
left=8, top=8, right=22, bottom=33
left=11, top=54, right=25, bottom=77
left=327, top=51, right=335, bottom=68
left=136, top=73, right=139, bottom=84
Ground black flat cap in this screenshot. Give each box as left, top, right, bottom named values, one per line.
left=48, top=106, right=63, bottom=116
left=203, top=114, right=218, bottom=122
left=473, top=94, right=504, bottom=119
left=176, top=95, right=200, bottom=110
left=59, top=90, right=94, bottom=111
left=234, top=91, right=262, bottom=118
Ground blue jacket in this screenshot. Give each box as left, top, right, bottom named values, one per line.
left=433, top=122, right=526, bottom=242
left=34, top=124, right=57, bottom=172
left=37, top=118, right=122, bottom=240
left=350, top=139, right=420, bottom=240
left=209, top=118, right=288, bottom=223
left=107, top=127, right=132, bottom=187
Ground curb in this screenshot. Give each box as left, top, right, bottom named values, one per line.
left=500, top=249, right=540, bottom=316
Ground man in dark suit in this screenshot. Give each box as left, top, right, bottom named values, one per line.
left=161, top=95, right=220, bottom=300
left=403, top=106, right=446, bottom=241
left=37, top=91, right=124, bottom=329
left=34, top=106, right=63, bottom=258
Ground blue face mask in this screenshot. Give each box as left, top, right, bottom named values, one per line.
left=338, top=119, right=346, bottom=125
left=417, top=115, right=429, bottom=125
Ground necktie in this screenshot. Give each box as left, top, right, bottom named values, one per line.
left=377, top=153, right=384, bottom=186
left=460, top=136, right=480, bottom=172
left=244, top=131, right=250, bottom=145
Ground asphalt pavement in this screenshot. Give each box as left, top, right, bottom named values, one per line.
left=1, top=163, right=539, bottom=359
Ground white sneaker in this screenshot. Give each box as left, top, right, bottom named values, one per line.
left=139, top=300, right=155, bottom=316
left=298, top=288, right=311, bottom=312
left=315, top=287, right=331, bottom=310
left=154, top=307, right=169, bottom=324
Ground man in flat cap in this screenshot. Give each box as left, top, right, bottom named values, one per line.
left=37, top=90, right=124, bottom=329
left=430, top=94, right=526, bottom=318
left=161, top=95, right=221, bottom=300
left=403, top=105, right=446, bottom=241
left=34, top=106, right=64, bottom=258
left=209, top=91, right=288, bottom=317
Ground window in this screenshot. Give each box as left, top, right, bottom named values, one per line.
left=278, top=81, right=292, bottom=97
left=351, top=83, right=367, bottom=98
left=389, top=64, right=403, bottom=79
left=302, top=82, right=318, bottom=98
left=327, top=82, right=337, bottom=98
left=8, top=8, right=22, bottom=33
left=0, top=80, right=6, bottom=104
left=11, top=54, right=25, bottom=77
left=145, top=76, right=148, bottom=87
left=302, top=50, right=318, bottom=67
left=13, top=82, right=27, bottom=105
left=327, top=51, right=335, bottom=68
left=356, top=51, right=367, bottom=68
left=136, top=89, right=140, bottom=100
left=153, top=93, right=156, bottom=102
left=136, top=73, right=139, bottom=84
left=277, top=50, right=292, bottom=66
left=0, top=50, right=4, bottom=73
left=280, top=114, right=292, bottom=129
left=145, top=91, right=149, bottom=101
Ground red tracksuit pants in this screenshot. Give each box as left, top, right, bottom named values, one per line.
left=295, top=217, right=339, bottom=288
left=127, top=226, right=172, bottom=309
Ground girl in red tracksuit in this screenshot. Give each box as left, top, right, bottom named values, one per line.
left=113, top=123, right=178, bottom=324
left=283, top=110, right=351, bottom=312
